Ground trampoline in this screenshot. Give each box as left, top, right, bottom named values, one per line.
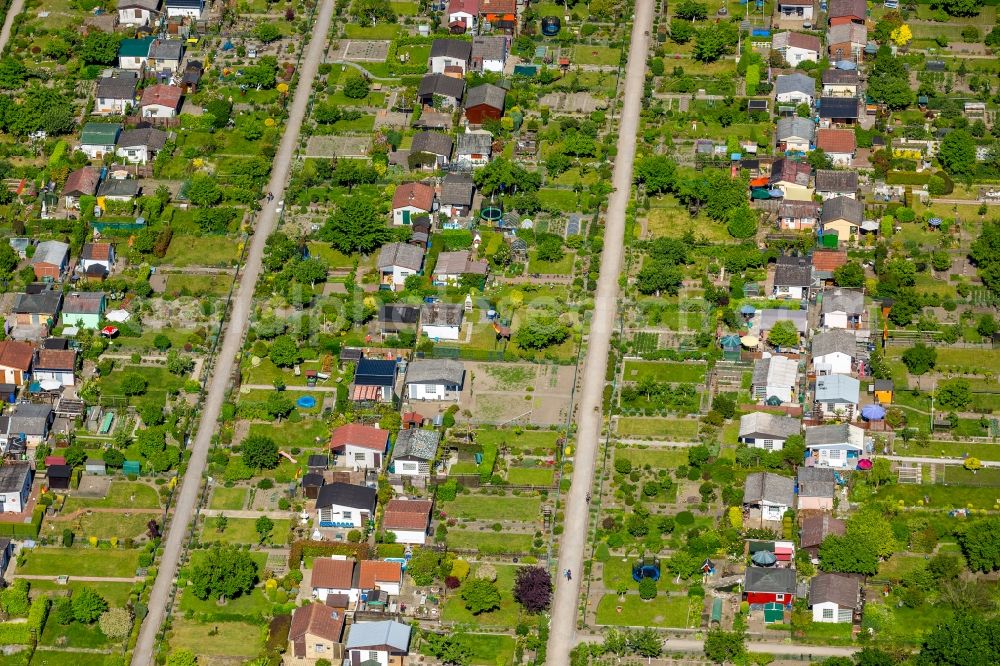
left=631, top=557, right=661, bottom=582
left=480, top=206, right=503, bottom=223
left=296, top=396, right=317, bottom=409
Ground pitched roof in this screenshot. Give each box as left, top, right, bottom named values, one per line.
left=798, top=466, right=836, bottom=498
left=392, top=428, right=441, bottom=462
left=140, top=84, right=182, bottom=109
left=379, top=303, right=420, bottom=325
left=148, top=38, right=183, bottom=60
left=770, top=159, right=812, bottom=186
left=32, top=241, right=69, bottom=267
left=405, top=358, right=465, bottom=386
left=744, top=472, right=795, bottom=506
left=0, top=341, right=33, bottom=371
left=815, top=374, right=860, bottom=403
left=752, top=355, right=799, bottom=388
left=96, top=75, right=138, bottom=100
left=0, top=462, right=31, bottom=493
left=430, top=39, right=472, bottom=61
left=383, top=499, right=433, bottom=530
left=745, top=566, right=796, bottom=594
left=434, top=250, right=488, bottom=276
left=776, top=116, right=816, bottom=142
left=472, top=35, right=506, bottom=61
left=809, top=573, right=860, bottom=608
left=392, top=182, right=434, bottom=212
left=774, top=255, right=812, bottom=287
left=812, top=249, right=848, bottom=273
left=805, top=422, right=859, bottom=446
left=821, top=289, right=864, bottom=315
left=739, top=412, right=802, bottom=440
left=80, top=122, right=121, bottom=145
left=117, top=127, right=167, bottom=150
left=448, top=0, right=479, bottom=13
left=9, top=403, right=52, bottom=436
left=118, top=36, right=154, bottom=58
left=816, top=129, right=856, bottom=154
left=345, top=620, right=411, bottom=652
left=822, top=69, right=859, bottom=86
left=330, top=424, right=389, bottom=452
left=63, top=167, right=101, bottom=197
left=316, top=482, right=377, bottom=512
left=377, top=242, right=424, bottom=271
left=440, top=173, right=475, bottom=206
left=800, top=513, right=845, bottom=548
left=778, top=201, right=820, bottom=220
left=35, top=349, right=76, bottom=371
left=828, top=0, right=866, bottom=19
left=62, top=292, right=105, bottom=315
left=359, top=560, right=402, bottom=588
left=417, top=73, right=465, bottom=100
left=81, top=243, right=113, bottom=261
left=822, top=196, right=863, bottom=224
left=311, top=557, right=356, bottom=589
left=456, top=131, right=493, bottom=155
left=97, top=179, right=140, bottom=198
left=289, top=603, right=346, bottom=658
left=118, top=0, right=160, bottom=10
left=465, top=83, right=506, bottom=110
left=479, top=0, right=515, bottom=13
left=818, top=96, right=860, bottom=119
left=815, top=170, right=858, bottom=193
left=420, top=302, right=463, bottom=327
left=13, top=290, right=62, bottom=315
left=775, top=73, right=816, bottom=96
left=411, top=131, right=453, bottom=157
left=812, top=328, right=857, bottom=359
left=354, top=359, right=397, bottom=386
left=772, top=31, right=821, bottom=53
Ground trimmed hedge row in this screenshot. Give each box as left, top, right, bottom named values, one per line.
left=0, top=507, right=43, bottom=538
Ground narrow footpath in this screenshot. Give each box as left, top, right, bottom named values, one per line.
left=129, top=1, right=336, bottom=662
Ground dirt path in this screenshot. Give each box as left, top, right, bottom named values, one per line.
left=0, top=0, right=24, bottom=57
left=545, top=1, right=654, bottom=663
left=129, top=2, right=336, bottom=664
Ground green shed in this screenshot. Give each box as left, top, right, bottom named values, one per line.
left=820, top=233, right=839, bottom=248
left=711, top=598, right=723, bottom=625
left=123, top=460, right=141, bottom=476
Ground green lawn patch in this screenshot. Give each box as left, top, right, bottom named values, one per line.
left=475, top=429, right=560, bottom=452
left=441, top=564, right=523, bottom=628
left=163, top=273, right=232, bottom=297
left=99, top=365, right=184, bottom=403
left=209, top=487, right=247, bottom=510
left=26, top=651, right=117, bottom=666
left=595, top=593, right=698, bottom=627
left=507, top=467, right=555, bottom=485
left=170, top=618, right=266, bottom=658
left=39, top=618, right=117, bottom=649
left=158, top=234, right=240, bottom=267
left=799, top=620, right=854, bottom=646
left=28, top=579, right=135, bottom=606
left=19, top=548, right=141, bottom=577
left=454, top=633, right=517, bottom=665
left=201, top=517, right=291, bottom=546
left=873, top=482, right=1000, bottom=510
left=615, top=445, right=689, bottom=469
left=877, top=553, right=927, bottom=581
left=247, top=419, right=331, bottom=450
left=445, top=530, right=534, bottom=554
left=617, top=418, right=700, bottom=441
left=440, top=495, right=541, bottom=521
left=62, top=482, right=161, bottom=511
left=535, top=188, right=578, bottom=213
left=344, top=23, right=400, bottom=38
left=527, top=249, right=575, bottom=275
left=622, top=360, right=707, bottom=383
left=44, top=512, right=151, bottom=541
left=571, top=44, right=622, bottom=66
left=306, top=242, right=355, bottom=268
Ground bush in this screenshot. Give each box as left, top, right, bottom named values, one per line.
left=675, top=511, right=695, bottom=526
left=638, top=577, right=657, bottom=599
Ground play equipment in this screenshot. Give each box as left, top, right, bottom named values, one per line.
left=296, top=395, right=317, bottom=409
left=278, top=450, right=297, bottom=464
left=480, top=206, right=503, bottom=224
left=541, top=16, right=561, bottom=36
left=631, top=557, right=661, bottom=582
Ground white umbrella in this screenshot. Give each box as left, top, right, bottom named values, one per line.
left=39, top=379, right=62, bottom=391
left=105, top=309, right=131, bottom=323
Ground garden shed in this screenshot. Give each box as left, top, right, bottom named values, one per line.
left=46, top=465, right=72, bottom=490
left=85, top=459, right=106, bottom=476
left=123, top=460, right=142, bottom=476
left=302, top=472, right=325, bottom=500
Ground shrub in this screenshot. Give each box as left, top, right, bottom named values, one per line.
left=638, top=577, right=657, bottom=599
left=675, top=511, right=695, bottom=526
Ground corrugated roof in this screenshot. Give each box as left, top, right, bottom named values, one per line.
left=392, top=428, right=441, bottom=462
left=330, top=424, right=389, bottom=452
left=739, top=412, right=801, bottom=440
left=744, top=472, right=795, bottom=505
left=405, top=358, right=465, bottom=386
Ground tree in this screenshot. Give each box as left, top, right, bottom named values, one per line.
left=693, top=22, right=738, bottom=62
left=103, top=448, right=125, bottom=469
left=703, top=629, right=746, bottom=664
left=406, top=549, right=441, bottom=586
left=189, top=545, right=259, bottom=601
left=186, top=174, right=222, bottom=207
left=834, top=262, right=865, bottom=288
left=978, top=313, right=998, bottom=338
left=0, top=58, right=26, bottom=89
left=918, top=613, right=1000, bottom=665
left=536, top=234, right=565, bottom=262
left=675, top=0, right=708, bottom=20
left=153, top=334, right=172, bottom=352
left=965, top=457, right=983, bottom=472
left=80, top=32, right=123, bottom=65
left=241, top=434, right=279, bottom=470
left=319, top=198, right=392, bottom=255
left=422, top=633, right=471, bottom=665
left=253, top=21, right=281, bottom=43
left=265, top=391, right=294, bottom=419
left=0, top=242, right=18, bottom=279
left=166, top=351, right=195, bottom=376
left=205, top=98, right=233, bottom=130
left=726, top=206, right=758, bottom=239
left=939, top=0, right=983, bottom=17
left=971, top=221, right=1000, bottom=296
left=351, top=0, right=395, bottom=24
left=627, top=628, right=662, bottom=658
left=135, top=428, right=166, bottom=459
left=855, top=648, right=895, bottom=666
left=343, top=73, right=371, bottom=99
left=513, top=566, right=552, bottom=613
left=960, top=517, right=1000, bottom=572
left=473, top=157, right=540, bottom=196
left=636, top=261, right=683, bottom=295
left=937, top=378, right=971, bottom=410
left=637, top=577, right=657, bottom=599
left=670, top=18, right=695, bottom=43
left=72, top=588, right=108, bottom=623
left=767, top=319, right=799, bottom=349
left=120, top=372, right=148, bottom=396
left=902, top=343, right=937, bottom=375
left=890, top=24, right=912, bottom=46
left=65, top=445, right=87, bottom=469
left=269, top=335, right=301, bottom=367
left=869, top=458, right=893, bottom=488
left=255, top=516, right=274, bottom=543
left=0, top=580, right=30, bottom=616
left=820, top=535, right=879, bottom=575
left=939, top=129, right=977, bottom=177
left=98, top=607, right=133, bottom=639
left=515, top=318, right=570, bottom=350
left=167, top=650, right=199, bottom=666
left=928, top=553, right=964, bottom=581
left=293, top=258, right=328, bottom=285
left=460, top=578, right=501, bottom=614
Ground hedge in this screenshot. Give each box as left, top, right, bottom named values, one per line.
left=0, top=508, right=43, bottom=538
left=26, top=598, right=48, bottom=635
left=288, top=540, right=369, bottom=568
left=886, top=171, right=931, bottom=185
left=0, top=622, right=31, bottom=646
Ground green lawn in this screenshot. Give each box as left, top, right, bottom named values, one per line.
left=445, top=530, right=534, bottom=554
left=595, top=593, right=698, bottom=627
left=877, top=554, right=927, bottom=581
left=39, top=618, right=117, bottom=649
left=209, top=486, right=247, bottom=510
left=527, top=249, right=575, bottom=275
left=44, top=512, right=151, bottom=541
left=615, top=445, right=689, bottom=469
left=507, top=467, right=556, bottom=486
left=475, top=429, right=560, bottom=452
left=158, top=234, right=241, bottom=267
left=887, top=346, right=1000, bottom=373
left=799, top=620, right=854, bottom=646
left=170, top=618, right=266, bottom=658
left=24, top=651, right=117, bottom=666
left=243, top=357, right=327, bottom=386
left=617, top=418, right=700, bottom=441
left=390, top=0, right=419, bottom=14
left=306, top=242, right=355, bottom=268
left=201, top=517, right=291, bottom=546
left=344, top=23, right=400, bottom=38
left=873, top=482, right=1000, bottom=510
left=18, top=548, right=142, bottom=577
left=28, top=579, right=135, bottom=606
left=62, top=482, right=161, bottom=511
left=535, top=188, right=578, bottom=213
left=453, top=633, right=517, bottom=665
left=646, top=196, right=731, bottom=242
left=99, top=365, right=184, bottom=403
left=441, top=565, right=524, bottom=628
left=602, top=557, right=681, bottom=594
left=440, top=495, right=541, bottom=521
left=247, top=419, right=331, bottom=450
left=572, top=44, right=622, bottom=66
left=163, top=273, right=232, bottom=297
left=622, top=360, right=707, bottom=383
